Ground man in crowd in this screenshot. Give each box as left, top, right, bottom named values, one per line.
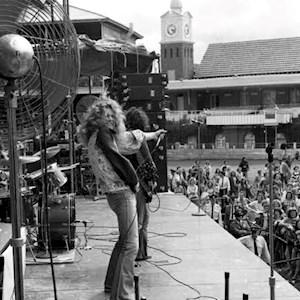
left=238, top=223, right=270, bottom=264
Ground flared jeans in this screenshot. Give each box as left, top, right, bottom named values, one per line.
left=105, top=189, right=138, bottom=300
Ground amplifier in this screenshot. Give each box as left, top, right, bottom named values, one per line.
left=121, top=73, right=168, bottom=87
left=128, top=86, right=164, bottom=101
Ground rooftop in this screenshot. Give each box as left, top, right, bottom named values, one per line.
left=195, top=36, right=300, bottom=79
left=69, top=5, right=143, bottom=39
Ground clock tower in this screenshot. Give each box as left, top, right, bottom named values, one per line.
left=160, top=0, right=194, bottom=80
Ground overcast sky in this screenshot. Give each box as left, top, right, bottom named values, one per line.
left=69, top=0, right=300, bottom=63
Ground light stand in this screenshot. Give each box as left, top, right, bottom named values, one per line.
left=0, top=33, right=35, bottom=300
left=266, top=144, right=275, bottom=300
left=5, top=80, right=24, bottom=300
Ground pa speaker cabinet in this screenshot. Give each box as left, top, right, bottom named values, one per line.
left=128, top=86, right=164, bottom=101
left=147, top=111, right=168, bottom=193
left=121, top=73, right=168, bottom=87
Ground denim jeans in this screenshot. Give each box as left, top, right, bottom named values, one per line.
left=136, top=189, right=150, bottom=259
left=105, top=189, right=138, bottom=300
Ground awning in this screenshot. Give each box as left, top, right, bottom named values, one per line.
left=167, top=73, right=300, bottom=90
left=78, top=35, right=157, bottom=76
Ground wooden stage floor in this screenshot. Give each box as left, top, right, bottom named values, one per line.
left=24, top=193, right=300, bottom=300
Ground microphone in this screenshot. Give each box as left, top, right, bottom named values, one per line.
left=154, top=130, right=167, bottom=149
left=155, top=135, right=162, bottom=149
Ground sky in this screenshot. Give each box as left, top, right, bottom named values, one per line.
left=69, top=0, right=300, bottom=63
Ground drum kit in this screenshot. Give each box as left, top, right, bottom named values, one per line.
left=0, top=146, right=77, bottom=253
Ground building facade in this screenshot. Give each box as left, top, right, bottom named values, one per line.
left=166, top=37, right=300, bottom=150
left=161, top=1, right=300, bottom=150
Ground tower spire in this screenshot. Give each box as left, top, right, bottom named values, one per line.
left=170, top=0, right=182, bottom=14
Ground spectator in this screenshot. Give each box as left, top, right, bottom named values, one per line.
left=218, top=171, right=231, bottom=197
left=228, top=208, right=251, bottom=238
left=254, top=170, right=263, bottom=189
left=187, top=177, right=201, bottom=214
left=238, top=223, right=271, bottom=264
left=239, top=157, right=249, bottom=178
left=202, top=194, right=223, bottom=226
left=204, top=160, right=212, bottom=180
left=228, top=170, right=239, bottom=198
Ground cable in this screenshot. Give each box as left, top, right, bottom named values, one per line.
left=34, top=56, right=58, bottom=300
left=146, top=260, right=219, bottom=300
left=145, top=231, right=219, bottom=300
left=147, top=192, right=161, bottom=213
left=148, top=231, right=187, bottom=238
left=156, top=199, right=192, bottom=212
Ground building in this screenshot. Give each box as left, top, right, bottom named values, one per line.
left=69, top=5, right=155, bottom=97
left=160, top=0, right=194, bottom=80
left=162, top=1, right=300, bottom=150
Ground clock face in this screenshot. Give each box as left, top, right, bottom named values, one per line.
left=184, top=24, right=190, bottom=37
left=166, top=24, right=177, bottom=36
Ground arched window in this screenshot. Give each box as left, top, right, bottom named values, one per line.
left=244, top=132, right=255, bottom=149
left=215, top=134, right=226, bottom=149
left=164, top=48, right=167, bottom=58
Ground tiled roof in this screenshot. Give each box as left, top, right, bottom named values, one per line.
left=195, top=37, right=300, bottom=79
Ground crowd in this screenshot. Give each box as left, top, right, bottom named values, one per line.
left=168, top=154, right=300, bottom=281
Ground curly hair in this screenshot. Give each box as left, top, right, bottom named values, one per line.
left=125, top=106, right=149, bottom=131
left=78, top=95, right=126, bottom=146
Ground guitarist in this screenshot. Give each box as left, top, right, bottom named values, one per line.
left=126, top=107, right=159, bottom=261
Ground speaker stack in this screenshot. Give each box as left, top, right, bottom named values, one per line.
left=122, top=73, right=168, bottom=192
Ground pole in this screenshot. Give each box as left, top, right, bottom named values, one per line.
left=274, top=126, right=277, bottom=149
left=67, top=94, right=75, bottom=194
left=266, top=144, right=275, bottom=300
left=134, top=275, right=140, bottom=300
left=5, top=80, right=24, bottom=300
left=264, top=128, right=267, bottom=147
left=224, top=272, right=230, bottom=300
left=198, top=124, right=200, bottom=149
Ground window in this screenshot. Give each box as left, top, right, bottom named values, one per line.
left=176, top=48, right=179, bottom=57
left=290, top=88, right=300, bottom=104
left=262, top=89, right=276, bottom=107
left=184, top=48, right=186, bottom=57
left=170, top=48, right=173, bottom=58
left=215, top=134, right=226, bottom=149
left=210, top=94, right=220, bottom=108
left=244, top=133, right=255, bottom=149
left=276, top=89, right=288, bottom=104
left=164, top=48, right=167, bottom=58
left=276, top=133, right=286, bottom=149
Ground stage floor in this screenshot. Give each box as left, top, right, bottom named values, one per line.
left=24, top=193, right=300, bottom=300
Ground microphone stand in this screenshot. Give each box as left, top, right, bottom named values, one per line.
left=5, top=80, right=24, bottom=300
left=266, top=144, right=275, bottom=300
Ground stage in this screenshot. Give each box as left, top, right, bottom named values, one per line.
left=24, top=193, right=300, bottom=300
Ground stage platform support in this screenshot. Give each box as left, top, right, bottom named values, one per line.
left=24, top=194, right=300, bottom=300
left=0, top=223, right=26, bottom=300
